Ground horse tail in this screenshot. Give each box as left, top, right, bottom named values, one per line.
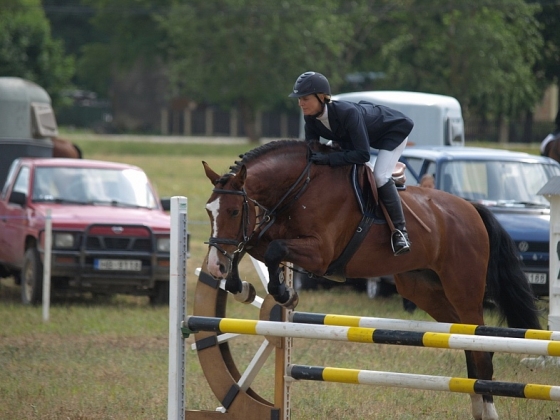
left=472, top=202, right=542, bottom=329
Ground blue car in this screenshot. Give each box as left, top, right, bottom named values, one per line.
left=384, top=146, right=560, bottom=297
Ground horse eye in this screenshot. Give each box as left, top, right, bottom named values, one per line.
left=231, top=209, right=240, bottom=217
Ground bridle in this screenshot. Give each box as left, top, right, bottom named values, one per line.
left=205, top=187, right=259, bottom=261
left=206, top=160, right=313, bottom=261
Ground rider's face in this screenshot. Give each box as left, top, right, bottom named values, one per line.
left=298, top=94, right=323, bottom=116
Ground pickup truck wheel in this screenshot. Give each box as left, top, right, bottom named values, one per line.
left=149, top=281, right=169, bottom=305
left=21, top=248, right=43, bottom=305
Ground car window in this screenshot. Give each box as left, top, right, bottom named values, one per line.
left=12, top=166, right=30, bottom=195
left=1, top=159, right=21, bottom=198
left=402, top=157, right=424, bottom=177
left=424, top=162, right=437, bottom=185
left=440, top=160, right=560, bottom=205
left=32, top=167, right=159, bottom=208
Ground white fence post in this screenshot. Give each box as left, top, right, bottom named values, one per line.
left=168, top=196, right=188, bottom=420
left=538, top=177, right=560, bottom=331
left=42, top=209, right=52, bottom=322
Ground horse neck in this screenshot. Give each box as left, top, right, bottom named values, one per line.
left=244, top=158, right=308, bottom=206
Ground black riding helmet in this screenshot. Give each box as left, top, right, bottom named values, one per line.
left=289, top=72, right=331, bottom=98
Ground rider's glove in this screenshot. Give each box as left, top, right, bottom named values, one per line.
left=310, top=152, right=330, bottom=165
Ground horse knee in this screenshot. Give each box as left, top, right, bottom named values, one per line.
left=264, top=241, right=289, bottom=267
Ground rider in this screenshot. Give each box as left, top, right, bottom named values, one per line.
left=289, top=71, right=414, bottom=256
left=540, top=109, right=560, bottom=156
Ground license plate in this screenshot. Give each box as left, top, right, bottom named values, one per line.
left=526, top=272, right=547, bottom=284
left=94, top=259, right=142, bottom=271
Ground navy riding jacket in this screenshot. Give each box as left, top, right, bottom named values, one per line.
left=304, top=100, right=414, bottom=166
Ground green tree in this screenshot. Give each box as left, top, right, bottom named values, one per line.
left=74, top=0, right=172, bottom=130
left=0, top=0, right=74, bottom=107
left=533, top=0, right=560, bottom=93
left=161, top=0, right=375, bottom=142
left=370, top=1, right=542, bottom=121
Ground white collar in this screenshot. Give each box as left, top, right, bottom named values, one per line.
left=316, top=104, right=331, bottom=130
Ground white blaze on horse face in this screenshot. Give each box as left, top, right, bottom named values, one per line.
left=206, top=197, right=224, bottom=278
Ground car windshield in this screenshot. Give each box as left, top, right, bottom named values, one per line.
left=32, top=166, right=159, bottom=209
left=439, top=160, right=560, bottom=206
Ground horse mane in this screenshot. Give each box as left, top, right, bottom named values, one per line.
left=214, top=139, right=334, bottom=186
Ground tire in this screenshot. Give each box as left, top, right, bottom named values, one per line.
left=21, top=247, right=43, bottom=305
left=150, top=281, right=170, bottom=305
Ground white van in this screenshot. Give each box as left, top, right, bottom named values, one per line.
left=300, top=90, right=465, bottom=147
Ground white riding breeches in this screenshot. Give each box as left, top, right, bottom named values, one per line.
left=374, top=138, right=408, bottom=187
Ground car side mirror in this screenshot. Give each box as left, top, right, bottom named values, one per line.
left=160, top=197, right=171, bottom=211
left=9, top=190, right=26, bottom=206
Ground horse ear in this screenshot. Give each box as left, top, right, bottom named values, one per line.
left=231, top=165, right=247, bottom=189
left=202, top=161, right=220, bottom=185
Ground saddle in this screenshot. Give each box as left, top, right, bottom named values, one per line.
left=323, top=162, right=406, bottom=282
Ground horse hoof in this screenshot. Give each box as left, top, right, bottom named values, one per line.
left=233, top=281, right=256, bottom=304
left=281, top=288, right=299, bottom=310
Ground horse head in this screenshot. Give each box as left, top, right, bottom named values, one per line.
left=202, top=140, right=313, bottom=281
left=203, top=161, right=257, bottom=279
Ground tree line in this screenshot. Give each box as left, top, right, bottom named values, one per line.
left=1, top=0, right=559, bottom=141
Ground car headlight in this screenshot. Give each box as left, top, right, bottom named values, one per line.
left=157, top=237, right=170, bottom=252
left=54, top=233, right=75, bottom=248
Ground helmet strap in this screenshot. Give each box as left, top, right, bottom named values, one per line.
left=311, top=94, right=326, bottom=118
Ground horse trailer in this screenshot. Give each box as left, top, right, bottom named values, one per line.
left=0, top=77, right=57, bottom=185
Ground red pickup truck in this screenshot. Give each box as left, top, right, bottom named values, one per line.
left=0, top=157, right=173, bottom=305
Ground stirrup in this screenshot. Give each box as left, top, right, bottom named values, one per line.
left=391, top=229, right=411, bottom=256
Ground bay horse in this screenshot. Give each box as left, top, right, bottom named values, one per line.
left=202, top=139, right=541, bottom=420
left=52, top=137, right=83, bottom=158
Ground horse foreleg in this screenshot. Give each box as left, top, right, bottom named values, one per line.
left=224, top=252, right=256, bottom=304
left=264, top=240, right=299, bottom=309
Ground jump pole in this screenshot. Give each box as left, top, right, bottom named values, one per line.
left=287, top=365, right=560, bottom=401
left=290, top=311, right=560, bottom=341
left=183, top=316, right=560, bottom=357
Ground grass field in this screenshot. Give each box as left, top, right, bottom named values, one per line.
left=1, top=135, right=559, bottom=420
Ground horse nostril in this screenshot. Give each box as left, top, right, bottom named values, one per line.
left=219, top=264, right=227, bottom=274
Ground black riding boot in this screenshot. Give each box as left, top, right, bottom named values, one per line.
left=378, top=179, right=411, bottom=256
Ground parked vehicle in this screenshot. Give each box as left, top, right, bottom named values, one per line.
left=381, top=146, right=560, bottom=297
left=0, top=157, right=177, bottom=305
left=0, top=77, right=57, bottom=185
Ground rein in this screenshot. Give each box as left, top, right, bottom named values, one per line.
left=206, top=160, right=313, bottom=261
left=255, top=160, right=312, bottom=242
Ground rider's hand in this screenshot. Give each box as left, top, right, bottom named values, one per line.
left=310, top=152, right=330, bottom=165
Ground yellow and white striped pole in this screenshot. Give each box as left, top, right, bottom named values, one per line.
left=287, top=364, right=560, bottom=401
left=291, top=311, right=560, bottom=341
left=184, top=316, right=560, bottom=357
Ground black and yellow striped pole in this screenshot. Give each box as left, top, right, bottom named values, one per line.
left=288, top=365, right=560, bottom=401
left=184, top=316, right=560, bottom=357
